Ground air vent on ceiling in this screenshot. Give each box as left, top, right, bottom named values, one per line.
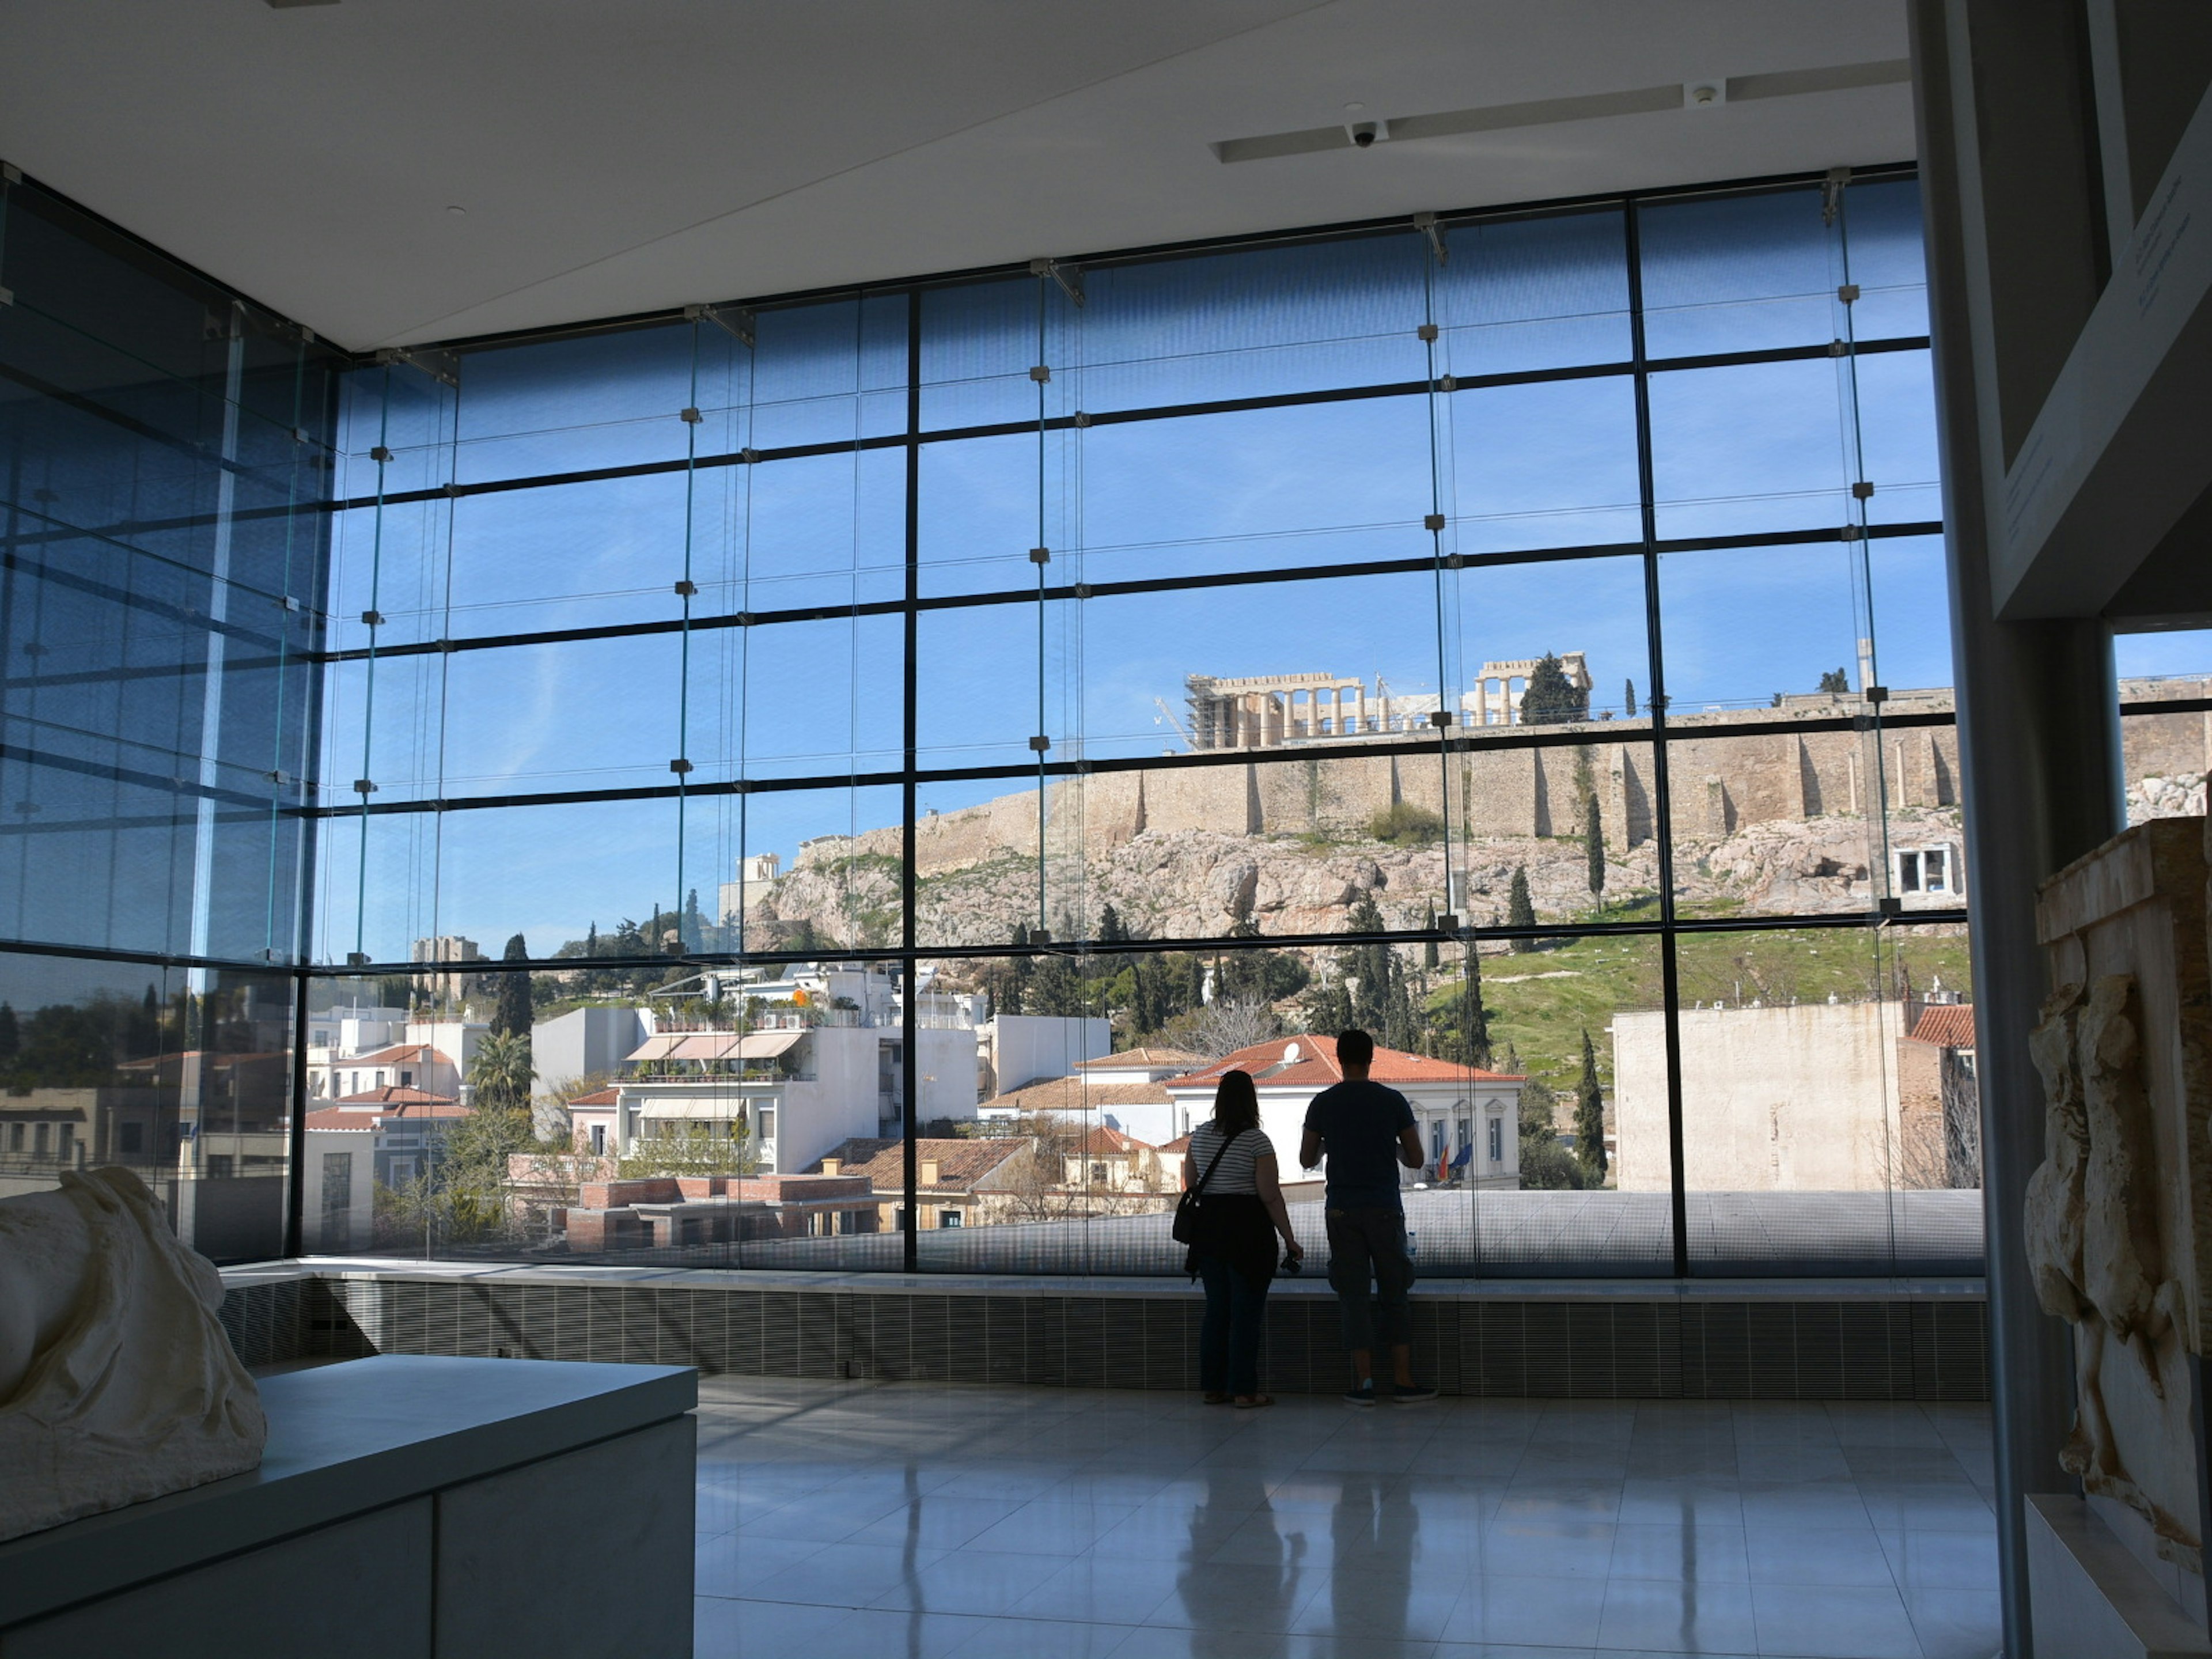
left=1212, top=57, right=1911, bottom=164
left=264, top=0, right=340, bottom=8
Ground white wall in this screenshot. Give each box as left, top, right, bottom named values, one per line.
left=533, top=1005, right=644, bottom=1088
left=1613, top=1003, right=1906, bottom=1192
left=916, top=1028, right=981, bottom=1120
left=987, top=1016, right=1110, bottom=1092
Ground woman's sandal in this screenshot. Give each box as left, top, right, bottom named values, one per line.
left=1233, top=1393, right=1275, bottom=1409
left=1202, top=1392, right=1233, bottom=1404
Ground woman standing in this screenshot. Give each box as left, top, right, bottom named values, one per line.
left=1184, top=1069, right=1302, bottom=1407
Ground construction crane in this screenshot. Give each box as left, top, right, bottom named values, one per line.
left=1152, top=697, right=1194, bottom=752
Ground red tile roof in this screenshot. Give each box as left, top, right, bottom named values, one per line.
left=1909, top=1005, right=1977, bottom=1049
left=1075, top=1125, right=1155, bottom=1154
left=567, top=1087, right=620, bottom=1107
left=1160, top=1134, right=1192, bottom=1154
left=984, top=1076, right=1171, bottom=1115
left=1073, top=1047, right=1204, bottom=1071
left=810, top=1137, right=1028, bottom=1191
left=333, top=1085, right=459, bottom=1107
left=1168, top=1034, right=1522, bottom=1091
left=342, top=1043, right=453, bottom=1068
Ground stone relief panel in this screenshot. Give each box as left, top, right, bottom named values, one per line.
left=2031, top=813, right=2212, bottom=1575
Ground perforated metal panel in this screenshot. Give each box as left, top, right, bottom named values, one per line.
left=222, top=1275, right=1987, bottom=1402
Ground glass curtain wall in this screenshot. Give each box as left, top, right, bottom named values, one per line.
left=313, top=166, right=1990, bottom=1277
left=0, top=172, right=336, bottom=1260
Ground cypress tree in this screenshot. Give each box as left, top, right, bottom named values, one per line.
left=1624, top=678, right=1637, bottom=717
left=1574, top=1027, right=1608, bottom=1183
left=1422, top=900, right=1440, bottom=970
left=1518, top=653, right=1588, bottom=725
left=1585, top=792, right=1606, bottom=903
left=493, top=934, right=533, bottom=1039
left=1507, top=866, right=1536, bottom=953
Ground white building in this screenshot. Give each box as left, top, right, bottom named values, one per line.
left=301, top=1091, right=472, bottom=1252
left=1164, top=1035, right=1525, bottom=1191
left=609, top=961, right=981, bottom=1175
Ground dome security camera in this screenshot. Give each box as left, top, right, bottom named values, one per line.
left=1346, top=118, right=1387, bottom=149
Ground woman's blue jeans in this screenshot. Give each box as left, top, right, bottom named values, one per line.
left=1196, top=1249, right=1269, bottom=1396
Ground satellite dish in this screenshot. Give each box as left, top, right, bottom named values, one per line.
left=1283, top=1041, right=1301, bottom=1063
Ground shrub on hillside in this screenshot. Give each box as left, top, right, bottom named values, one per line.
left=1368, top=801, right=1445, bottom=844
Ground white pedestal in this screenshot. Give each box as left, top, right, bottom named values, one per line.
left=0, top=1356, right=695, bottom=1658
left=2027, top=1494, right=2212, bottom=1659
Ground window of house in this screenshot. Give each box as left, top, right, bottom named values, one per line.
left=1088, top=1161, right=1108, bottom=1183
left=57, top=1124, right=74, bottom=1160
left=1488, top=1118, right=1504, bottom=1163
left=207, top=1154, right=233, bottom=1178
left=7, top=1124, right=20, bottom=1153
left=590, top=1124, right=606, bottom=1154
left=1895, top=847, right=1953, bottom=894
left=938, top=1208, right=963, bottom=1228
left=34, top=1123, right=49, bottom=1157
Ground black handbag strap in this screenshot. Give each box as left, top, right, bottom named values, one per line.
left=1190, top=1126, right=1240, bottom=1198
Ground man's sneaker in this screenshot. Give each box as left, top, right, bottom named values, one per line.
left=1388, top=1382, right=1439, bottom=1404
left=1343, top=1380, right=1377, bottom=1407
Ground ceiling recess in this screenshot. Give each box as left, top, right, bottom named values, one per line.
left=1212, top=57, right=1911, bottom=164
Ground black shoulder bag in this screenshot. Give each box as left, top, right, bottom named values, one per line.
left=1172, top=1128, right=1240, bottom=1247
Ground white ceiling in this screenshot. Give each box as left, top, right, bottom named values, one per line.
left=0, top=1, right=1914, bottom=351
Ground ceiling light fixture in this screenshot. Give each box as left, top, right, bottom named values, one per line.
left=445, top=205, right=467, bottom=216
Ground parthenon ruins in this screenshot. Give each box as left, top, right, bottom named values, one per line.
left=1184, top=656, right=1593, bottom=750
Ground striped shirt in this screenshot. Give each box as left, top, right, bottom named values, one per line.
left=1185, top=1122, right=1269, bottom=1195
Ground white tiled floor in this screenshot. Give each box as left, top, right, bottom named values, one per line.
left=692, top=1380, right=1999, bottom=1659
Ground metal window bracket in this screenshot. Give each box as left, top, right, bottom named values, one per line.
left=360, top=609, right=384, bottom=627
left=1073, top=582, right=1092, bottom=599
left=441, top=482, right=463, bottom=498
left=1442, top=552, right=1465, bottom=570
left=370, top=445, right=392, bottom=463
left=670, top=759, right=694, bottom=775
left=1865, top=685, right=1889, bottom=704
left=1840, top=523, right=1863, bottom=541
left=1423, top=513, right=1446, bottom=532
left=1827, top=339, right=1849, bottom=357
left=267, top=770, right=290, bottom=787
left=1029, top=258, right=1086, bottom=307
left=1429, top=710, right=1455, bottom=728
left=1838, top=283, right=1861, bottom=304
left=673, top=579, right=697, bottom=596
left=1852, top=480, right=1875, bottom=499
left=680, top=407, right=702, bottom=423
left=740, top=448, right=760, bottom=464
left=353, top=779, right=377, bottom=796
left=1822, top=165, right=1852, bottom=225
left=1416, top=323, right=1439, bottom=342
left=685, top=303, right=756, bottom=348
left=373, top=345, right=460, bottom=387
left=1029, top=547, right=1051, bottom=564
left=1028, top=735, right=1051, bottom=752
left=277, top=594, right=301, bottom=613
left=1074, top=411, right=1092, bottom=428
left=1437, top=374, right=1458, bottom=392
left=1437, top=912, right=1459, bottom=931
left=1029, top=364, right=1051, bottom=383
left=1877, top=896, right=1903, bottom=918
left=1414, top=211, right=1448, bottom=265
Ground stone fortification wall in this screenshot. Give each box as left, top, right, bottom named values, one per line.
left=801, top=703, right=2204, bottom=881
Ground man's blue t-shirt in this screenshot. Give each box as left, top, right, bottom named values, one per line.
left=1303, top=1079, right=1415, bottom=1210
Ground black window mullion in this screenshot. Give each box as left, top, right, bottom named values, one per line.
left=1624, top=196, right=1691, bottom=1281
left=902, top=287, right=922, bottom=1274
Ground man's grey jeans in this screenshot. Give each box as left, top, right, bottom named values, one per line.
left=1324, top=1206, right=1414, bottom=1354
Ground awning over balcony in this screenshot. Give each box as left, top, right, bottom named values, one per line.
left=625, top=1030, right=805, bottom=1066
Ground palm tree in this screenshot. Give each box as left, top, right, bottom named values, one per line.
left=469, top=1031, right=534, bottom=1113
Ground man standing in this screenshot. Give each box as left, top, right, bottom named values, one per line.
left=1300, top=1028, right=1437, bottom=1406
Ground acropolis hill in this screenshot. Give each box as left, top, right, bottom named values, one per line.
left=749, top=673, right=2212, bottom=950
